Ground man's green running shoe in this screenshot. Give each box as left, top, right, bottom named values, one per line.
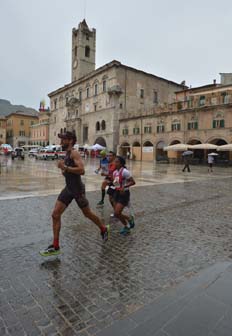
left=39, top=245, right=61, bottom=257
left=101, top=225, right=110, bottom=241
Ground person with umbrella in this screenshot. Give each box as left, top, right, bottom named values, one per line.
left=208, top=153, right=217, bottom=173
left=182, top=150, right=193, bottom=172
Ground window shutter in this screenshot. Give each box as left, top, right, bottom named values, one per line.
left=220, top=119, right=225, bottom=128
left=213, top=120, right=216, bottom=128
left=195, top=122, right=198, bottom=129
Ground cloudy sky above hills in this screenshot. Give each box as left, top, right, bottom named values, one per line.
left=1, top=0, right=232, bottom=109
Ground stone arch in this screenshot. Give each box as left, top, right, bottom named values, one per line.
left=120, top=142, right=130, bottom=158
left=207, top=138, right=228, bottom=160
left=120, top=142, right=130, bottom=147
left=187, top=138, right=202, bottom=145
left=187, top=139, right=203, bottom=162
left=169, top=139, right=181, bottom=146
left=156, top=141, right=167, bottom=161
left=143, top=140, right=153, bottom=147
left=94, top=137, right=106, bottom=147
left=207, top=137, right=228, bottom=145
left=133, top=141, right=140, bottom=147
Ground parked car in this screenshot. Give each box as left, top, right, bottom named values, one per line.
left=28, top=148, right=39, bottom=158
left=35, top=148, right=56, bottom=160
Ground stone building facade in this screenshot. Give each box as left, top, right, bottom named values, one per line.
left=0, top=117, right=6, bottom=145
left=48, top=20, right=184, bottom=150
left=119, top=74, right=232, bottom=161
left=30, top=107, right=50, bottom=147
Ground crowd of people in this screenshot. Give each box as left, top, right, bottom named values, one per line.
left=40, top=131, right=135, bottom=257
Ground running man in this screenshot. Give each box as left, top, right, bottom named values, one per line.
left=96, top=150, right=110, bottom=206
left=112, top=156, right=136, bottom=235
left=40, top=131, right=109, bottom=257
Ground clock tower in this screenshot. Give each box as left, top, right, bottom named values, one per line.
left=71, top=19, right=96, bottom=82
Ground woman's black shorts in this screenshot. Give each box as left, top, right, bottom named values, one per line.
left=113, top=190, right=130, bottom=206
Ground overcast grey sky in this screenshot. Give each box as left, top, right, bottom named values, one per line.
left=1, top=0, right=232, bottom=109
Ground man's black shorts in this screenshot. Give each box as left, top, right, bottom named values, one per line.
left=57, top=186, right=89, bottom=208
left=113, top=190, right=130, bottom=206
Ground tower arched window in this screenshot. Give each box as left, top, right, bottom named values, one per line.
left=101, top=120, right=106, bottom=130
left=96, top=122, right=100, bottom=131
left=60, top=128, right=63, bottom=134
left=85, top=46, right=90, bottom=58
left=74, top=46, right=77, bottom=57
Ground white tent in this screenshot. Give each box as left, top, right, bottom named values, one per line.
left=164, top=144, right=193, bottom=151
left=217, top=144, right=232, bottom=151
left=191, top=144, right=218, bottom=150
left=84, top=144, right=92, bottom=150
left=92, top=143, right=105, bottom=151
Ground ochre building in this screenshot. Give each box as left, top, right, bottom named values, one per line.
left=0, top=117, right=6, bottom=145
left=6, top=111, right=38, bottom=148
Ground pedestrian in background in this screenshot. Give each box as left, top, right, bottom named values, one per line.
left=208, top=154, right=214, bottom=173
left=182, top=155, right=191, bottom=172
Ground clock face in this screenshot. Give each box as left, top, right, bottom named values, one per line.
left=73, top=59, right=78, bottom=69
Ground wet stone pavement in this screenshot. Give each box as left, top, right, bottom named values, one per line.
left=1, top=160, right=232, bottom=335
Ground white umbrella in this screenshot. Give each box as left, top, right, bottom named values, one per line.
left=182, top=150, right=193, bottom=156
left=217, top=144, right=232, bottom=151
left=92, top=143, right=105, bottom=151
left=164, top=144, right=193, bottom=151
left=208, top=152, right=219, bottom=156
left=191, top=143, right=218, bottom=150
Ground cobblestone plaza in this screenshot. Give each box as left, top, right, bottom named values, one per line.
left=1, top=158, right=232, bottom=335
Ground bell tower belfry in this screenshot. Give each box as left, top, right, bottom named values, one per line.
left=71, top=19, right=96, bottom=82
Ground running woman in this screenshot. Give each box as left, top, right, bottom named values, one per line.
left=112, top=156, right=135, bottom=235
left=96, top=150, right=109, bottom=206
left=40, top=131, right=109, bottom=257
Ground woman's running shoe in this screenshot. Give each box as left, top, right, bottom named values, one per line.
left=129, top=216, right=135, bottom=229
left=120, top=227, right=130, bottom=235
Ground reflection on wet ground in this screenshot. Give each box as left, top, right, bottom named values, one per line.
left=1, top=155, right=232, bottom=335
left=1, top=155, right=232, bottom=200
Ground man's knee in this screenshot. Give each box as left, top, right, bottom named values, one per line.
left=52, top=209, right=61, bottom=220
